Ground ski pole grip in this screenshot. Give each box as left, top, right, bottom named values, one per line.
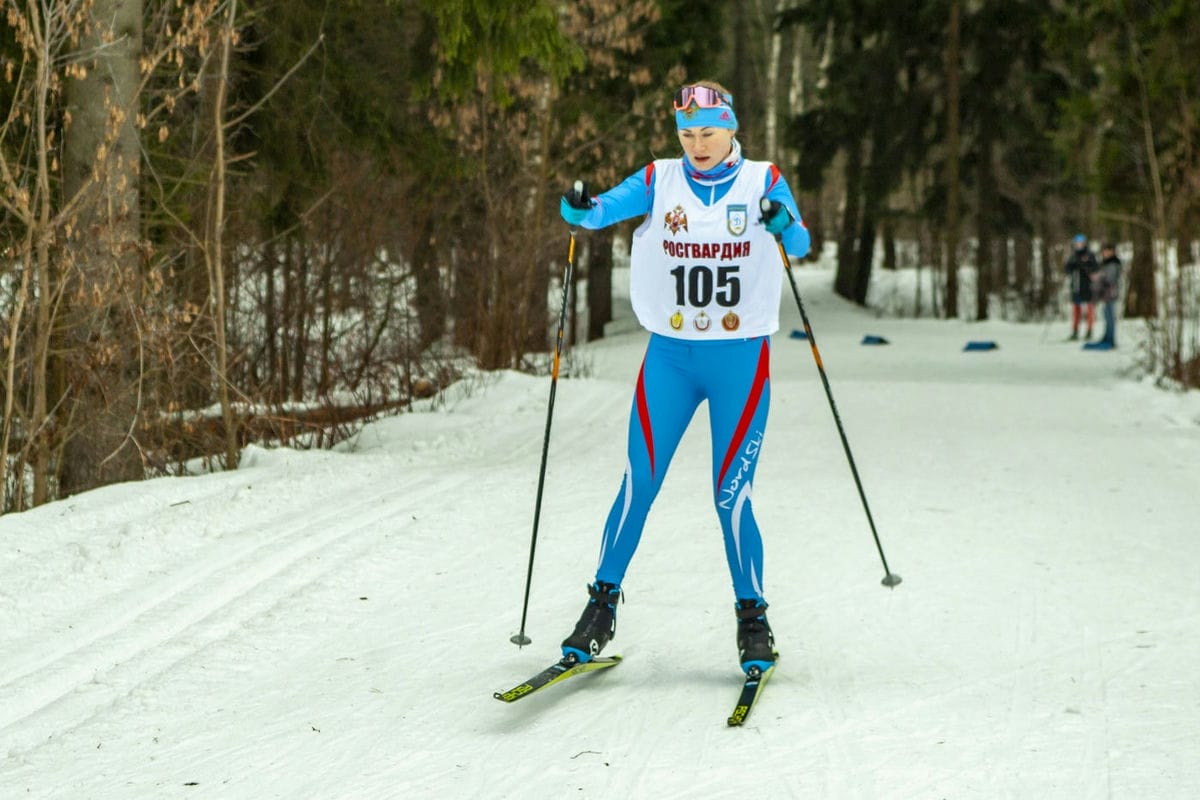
left=760, top=198, right=787, bottom=241
left=567, top=180, right=591, bottom=209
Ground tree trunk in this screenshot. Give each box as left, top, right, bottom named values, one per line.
left=587, top=228, right=614, bottom=341
left=975, top=131, right=996, bottom=321
left=59, top=0, right=145, bottom=496
left=412, top=215, right=447, bottom=350
left=1014, top=231, right=1032, bottom=312
left=1038, top=233, right=1056, bottom=314
left=290, top=241, right=311, bottom=401
left=943, top=0, right=962, bottom=319
left=263, top=235, right=280, bottom=402
left=882, top=221, right=896, bottom=270
left=834, top=142, right=864, bottom=300
left=279, top=236, right=295, bottom=399
left=30, top=39, right=57, bottom=507
left=206, top=0, right=240, bottom=469
left=318, top=251, right=334, bottom=396
left=765, top=0, right=783, bottom=162
left=1, top=235, right=34, bottom=512
left=853, top=217, right=876, bottom=306
left=975, top=236, right=991, bottom=322
left=998, top=235, right=1011, bottom=287
left=1126, top=223, right=1156, bottom=319
left=523, top=82, right=555, bottom=357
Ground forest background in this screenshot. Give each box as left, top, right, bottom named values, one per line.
left=1, top=0, right=1197, bottom=513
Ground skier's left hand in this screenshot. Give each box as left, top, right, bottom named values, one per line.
left=760, top=199, right=794, bottom=235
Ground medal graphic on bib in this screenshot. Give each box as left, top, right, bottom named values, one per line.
left=670, top=310, right=684, bottom=330
left=722, top=312, right=740, bottom=331
left=693, top=311, right=712, bottom=332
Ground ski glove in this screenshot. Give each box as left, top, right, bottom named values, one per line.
left=760, top=199, right=795, bottom=235
left=560, top=181, right=593, bottom=226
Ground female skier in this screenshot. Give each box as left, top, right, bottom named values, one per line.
left=558, top=81, right=811, bottom=674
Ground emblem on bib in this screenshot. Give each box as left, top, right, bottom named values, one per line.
left=669, top=310, right=684, bottom=331
left=727, top=204, right=748, bottom=236
left=722, top=311, right=741, bottom=331
left=664, top=205, right=689, bottom=235
left=693, top=311, right=712, bottom=332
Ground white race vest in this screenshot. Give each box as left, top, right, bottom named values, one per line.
left=629, top=159, right=782, bottom=340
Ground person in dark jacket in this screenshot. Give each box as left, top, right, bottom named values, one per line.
left=1064, top=233, right=1098, bottom=340
left=1084, top=243, right=1122, bottom=350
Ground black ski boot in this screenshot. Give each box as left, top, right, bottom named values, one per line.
left=736, top=599, right=777, bottom=673
left=561, top=582, right=621, bottom=662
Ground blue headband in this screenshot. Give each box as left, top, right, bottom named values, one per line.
left=675, top=104, right=738, bottom=130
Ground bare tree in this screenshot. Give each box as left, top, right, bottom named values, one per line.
left=1, top=0, right=226, bottom=510
left=203, top=0, right=239, bottom=468
left=1, top=0, right=146, bottom=507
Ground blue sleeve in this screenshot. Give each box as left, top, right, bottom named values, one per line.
left=762, top=169, right=811, bottom=259
left=577, top=165, right=656, bottom=229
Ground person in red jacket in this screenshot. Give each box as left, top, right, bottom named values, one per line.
left=1064, top=233, right=1097, bottom=340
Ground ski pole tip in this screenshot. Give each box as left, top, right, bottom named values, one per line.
left=881, top=573, right=902, bottom=588
left=510, top=633, right=533, bottom=646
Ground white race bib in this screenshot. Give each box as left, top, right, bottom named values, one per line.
left=629, top=160, right=783, bottom=339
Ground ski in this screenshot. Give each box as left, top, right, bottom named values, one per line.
left=493, top=654, right=622, bottom=703
left=727, top=661, right=776, bottom=726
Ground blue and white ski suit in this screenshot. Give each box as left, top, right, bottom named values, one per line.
left=573, top=149, right=810, bottom=601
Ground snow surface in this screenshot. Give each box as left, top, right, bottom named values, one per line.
left=2, top=264, right=1199, bottom=799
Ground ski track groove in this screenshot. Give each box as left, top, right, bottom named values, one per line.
left=784, top=619, right=1184, bottom=798
left=983, top=591, right=1038, bottom=794
left=1076, top=628, right=1113, bottom=799
left=814, top=673, right=858, bottom=799
left=0, top=476, right=442, bottom=759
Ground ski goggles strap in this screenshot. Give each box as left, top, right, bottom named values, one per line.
left=673, top=85, right=732, bottom=111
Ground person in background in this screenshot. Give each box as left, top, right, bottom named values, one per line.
left=1084, top=243, right=1122, bottom=350
left=1064, top=233, right=1098, bottom=340
left=557, top=80, right=810, bottom=675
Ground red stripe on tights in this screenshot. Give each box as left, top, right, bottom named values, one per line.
left=717, top=339, right=770, bottom=487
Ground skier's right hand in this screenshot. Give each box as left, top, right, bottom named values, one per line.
left=560, top=180, right=593, bottom=226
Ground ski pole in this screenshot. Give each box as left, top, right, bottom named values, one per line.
left=761, top=199, right=902, bottom=588
left=510, top=183, right=586, bottom=646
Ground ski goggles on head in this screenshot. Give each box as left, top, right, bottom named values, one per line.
left=673, top=85, right=732, bottom=111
